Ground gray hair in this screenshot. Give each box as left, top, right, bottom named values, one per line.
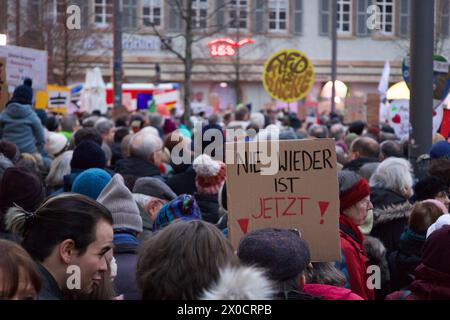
left=369, top=157, right=413, bottom=194
left=61, top=114, right=79, bottom=132
left=149, top=114, right=164, bottom=128
left=94, top=118, right=115, bottom=135
left=45, top=151, right=73, bottom=187
left=304, top=262, right=347, bottom=287
left=330, top=124, right=345, bottom=141
left=338, top=170, right=363, bottom=195
left=129, top=132, right=162, bottom=161
left=308, top=125, right=329, bottom=139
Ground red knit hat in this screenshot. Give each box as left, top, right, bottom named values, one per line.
left=193, top=155, right=226, bottom=194
left=340, top=178, right=371, bottom=213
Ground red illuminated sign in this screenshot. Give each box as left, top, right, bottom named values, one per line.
left=208, top=38, right=255, bottom=57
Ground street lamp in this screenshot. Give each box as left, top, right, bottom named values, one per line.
left=0, top=34, right=7, bottom=46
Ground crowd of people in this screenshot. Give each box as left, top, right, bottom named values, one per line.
left=0, top=79, right=450, bottom=300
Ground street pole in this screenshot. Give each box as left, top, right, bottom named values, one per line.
left=113, top=0, right=123, bottom=110
left=409, top=0, right=434, bottom=175
left=331, top=0, right=337, bottom=114
left=15, top=0, right=21, bottom=46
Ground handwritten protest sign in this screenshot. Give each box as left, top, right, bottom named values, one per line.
left=344, top=97, right=366, bottom=124
left=263, top=49, right=315, bottom=103
left=226, top=139, right=341, bottom=262
left=367, top=93, right=380, bottom=126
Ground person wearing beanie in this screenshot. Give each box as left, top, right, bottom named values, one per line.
left=336, top=170, right=375, bottom=300
left=63, top=140, right=107, bottom=192
left=414, top=176, right=449, bottom=210
left=45, top=132, right=68, bottom=158
left=388, top=200, right=447, bottom=292
left=429, top=140, right=450, bottom=159
left=192, top=154, right=226, bottom=224
left=71, top=168, right=112, bottom=200
left=133, top=177, right=176, bottom=202
left=387, top=225, right=450, bottom=300
left=97, top=174, right=143, bottom=300
left=0, top=79, right=45, bottom=155
left=0, top=139, right=20, bottom=163
left=237, top=228, right=318, bottom=300
left=153, top=194, right=202, bottom=232
left=0, top=166, right=46, bottom=239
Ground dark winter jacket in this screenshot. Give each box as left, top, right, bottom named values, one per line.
left=110, top=143, right=123, bottom=167
left=115, top=157, right=164, bottom=183
left=364, top=235, right=391, bottom=300
left=194, top=193, right=220, bottom=224
left=337, top=215, right=375, bottom=300
left=370, top=187, right=413, bottom=253
left=386, top=264, right=450, bottom=300
left=387, top=228, right=424, bottom=292
left=0, top=102, right=45, bottom=154
left=37, top=263, right=64, bottom=300
left=343, top=157, right=379, bottom=172
left=113, top=232, right=141, bottom=300
left=167, top=165, right=197, bottom=196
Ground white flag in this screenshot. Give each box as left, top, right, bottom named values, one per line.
left=378, top=61, right=391, bottom=95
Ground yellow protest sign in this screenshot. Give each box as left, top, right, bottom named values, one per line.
left=35, top=85, right=70, bottom=114
left=263, top=49, right=315, bottom=103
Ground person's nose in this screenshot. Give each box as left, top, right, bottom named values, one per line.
left=99, top=256, right=108, bottom=273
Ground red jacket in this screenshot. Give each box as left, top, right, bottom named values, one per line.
left=339, top=215, right=375, bottom=300
left=304, top=284, right=363, bottom=300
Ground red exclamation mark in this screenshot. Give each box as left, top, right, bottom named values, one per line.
left=318, top=201, right=330, bottom=225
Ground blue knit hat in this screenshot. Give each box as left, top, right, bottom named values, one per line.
left=153, top=194, right=202, bottom=232
left=430, top=141, right=450, bottom=159
left=72, top=168, right=112, bottom=200
left=71, top=140, right=106, bottom=170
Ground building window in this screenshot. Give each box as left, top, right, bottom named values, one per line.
left=268, top=0, right=288, bottom=32
left=95, top=0, right=113, bottom=26
left=193, top=0, right=208, bottom=29
left=142, top=0, right=162, bottom=27
left=229, top=0, right=248, bottom=29
left=375, top=0, right=394, bottom=35
left=337, top=0, right=352, bottom=34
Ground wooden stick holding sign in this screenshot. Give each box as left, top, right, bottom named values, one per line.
left=226, top=139, right=341, bottom=262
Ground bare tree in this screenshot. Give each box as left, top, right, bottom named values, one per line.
left=145, top=0, right=249, bottom=127
left=17, top=0, right=103, bottom=85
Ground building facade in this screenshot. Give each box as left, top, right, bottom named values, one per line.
left=2, top=0, right=450, bottom=111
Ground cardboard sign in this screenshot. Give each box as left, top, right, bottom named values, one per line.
left=0, top=58, right=6, bottom=85
left=367, top=94, right=380, bottom=126
left=263, top=49, right=315, bottom=103
left=226, top=139, right=341, bottom=262
left=0, top=84, right=9, bottom=112
left=344, top=97, right=367, bottom=124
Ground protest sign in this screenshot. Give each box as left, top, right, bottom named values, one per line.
left=0, top=45, right=47, bottom=91
left=344, top=97, right=366, bottom=124
left=263, top=49, right=315, bottom=103
left=367, top=94, right=380, bottom=126
left=226, top=139, right=341, bottom=262
left=0, top=58, right=8, bottom=111
left=388, top=99, right=410, bottom=140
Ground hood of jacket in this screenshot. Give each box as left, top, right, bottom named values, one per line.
left=201, top=265, right=275, bottom=300
left=372, top=201, right=413, bottom=228
left=370, top=187, right=409, bottom=209
left=115, top=157, right=162, bottom=178
left=4, top=102, right=34, bottom=119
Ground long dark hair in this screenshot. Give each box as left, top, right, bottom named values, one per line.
left=5, top=193, right=113, bottom=262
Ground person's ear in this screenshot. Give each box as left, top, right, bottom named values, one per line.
left=299, top=274, right=306, bottom=291
left=59, top=239, right=76, bottom=265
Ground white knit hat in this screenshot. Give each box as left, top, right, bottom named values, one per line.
left=45, top=132, right=68, bottom=156
left=97, top=174, right=143, bottom=233
left=193, top=154, right=226, bottom=194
